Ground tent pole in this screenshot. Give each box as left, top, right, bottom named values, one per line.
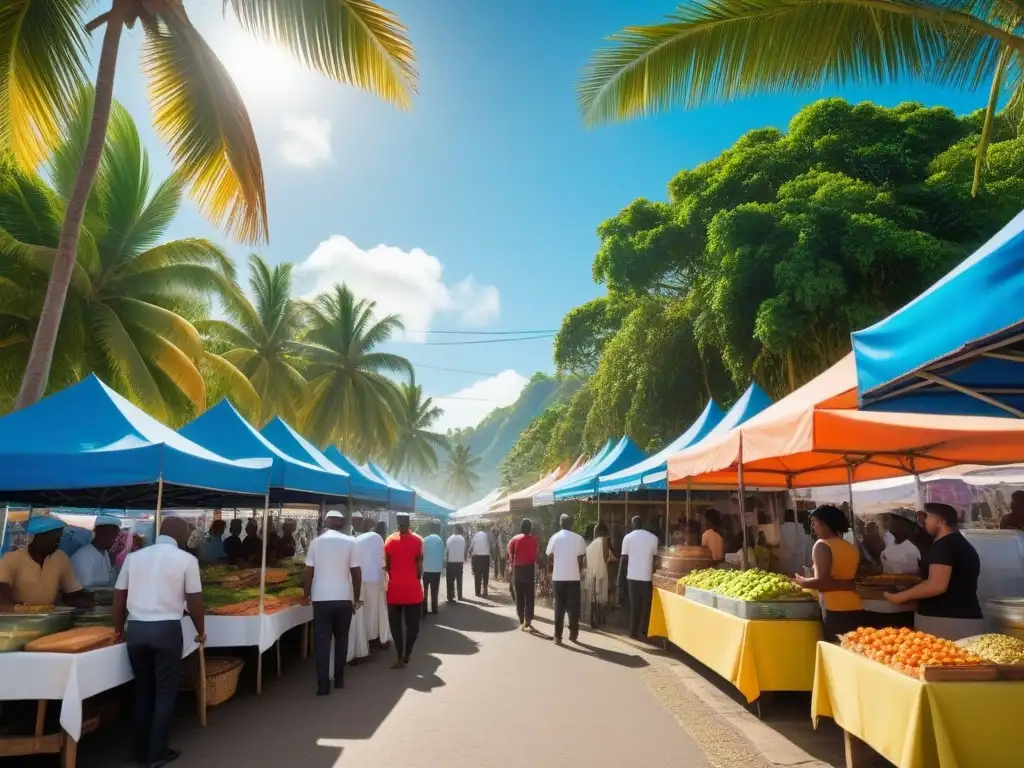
left=154, top=476, right=164, bottom=535
left=686, top=481, right=691, bottom=540
left=738, top=437, right=749, bottom=570
left=665, top=486, right=670, bottom=543
left=846, top=460, right=857, bottom=537
left=909, top=458, right=925, bottom=513
left=624, top=490, right=629, bottom=524
left=257, top=494, right=270, bottom=618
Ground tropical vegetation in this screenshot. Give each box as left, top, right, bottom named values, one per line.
left=4, top=0, right=417, bottom=411
left=500, top=97, right=1024, bottom=491
left=443, top=442, right=482, bottom=502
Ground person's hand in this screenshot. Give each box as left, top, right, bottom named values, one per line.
left=195, top=633, right=207, bottom=645
left=883, top=591, right=903, bottom=605
left=300, top=596, right=311, bottom=606
left=793, top=573, right=808, bottom=587
left=354, top=600, right=364, bottom=612
left=113, top=629, right=124, bottom=643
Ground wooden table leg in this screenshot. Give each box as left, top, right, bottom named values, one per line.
left=63, top=733, right=77, bottom=768
left=276, top=639, right=282, bottom=678
left=301, top=622, right=309, bottom=660
left=35, top=701, right=46, bottom=737
left=844, top=730, right=868, bottom=768
left=197, top=643, right=208, bottom=728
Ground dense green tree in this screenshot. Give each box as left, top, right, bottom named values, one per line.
left=389, top=377, right=447, bottom=478
left=443, top=442, right=481, bottom=502
left=499, top=401, right=568, bottom=490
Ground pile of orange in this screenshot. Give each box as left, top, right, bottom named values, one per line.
left=841, top=626, right=984, bottom=676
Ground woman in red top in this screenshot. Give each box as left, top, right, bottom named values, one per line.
left=507, top=518, right=539, bottom=631
left=384, top=513, right=424, bottom=668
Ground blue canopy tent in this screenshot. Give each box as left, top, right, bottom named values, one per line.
left=598, top=400, right=725, bottom=494
left=554, top=436, right=648, bottom=501
left=363, top=462, right=415, bottom=512
left=697, top=383, right=773, bottom=443
left=322, top=446, right=390, bottom=505
left=0, top=376, right=272, bottom=508
left=853, top=209, right=1024, bottom=417
left=533, top=439, right=616, bottom=506
left=179, top=400, right=348, bottom=504
left=260, top=417, right=351, bottom=497
left=413, top=486, right=456, bottom=520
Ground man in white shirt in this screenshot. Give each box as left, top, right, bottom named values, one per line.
left=71, top=515, right=120, bottom=589
left=470, top=525, right=491, bottom=597
left=620, top=516, right=660, bottom=640
left=355, top=517, right=390, bottom=649
left=545, top=514, right=587, bottom=645
left=881, top=513, right=922, bottom=575
left=445, top=524, right=468, bottom=601
left=113, top=516, right=204, bottom=768
left=304, top=510, right=361, bottom=696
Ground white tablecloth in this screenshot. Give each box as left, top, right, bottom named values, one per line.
left=204, top=605, right=312, bottom=652
left=0, top=618, right=197, bottom=740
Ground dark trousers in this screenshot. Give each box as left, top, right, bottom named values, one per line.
left=471, top=554, right=490, bottom=595
left=628, top=579, right=653, bottom=638
left=422, top=571, right=441, bottom=614
left=313, top=600, right=353, bottom=692
left=553, top=580, right=581, bottom=641
left=513, top=564, right=535, bottom=625
left=125, top=619, right=183, bottom=764
left=446, top=562, right=464, bottom=600
left=388, top=603, right=421, bottom=660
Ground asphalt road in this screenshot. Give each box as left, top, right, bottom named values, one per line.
left=69, top=588, right=715, bottom=768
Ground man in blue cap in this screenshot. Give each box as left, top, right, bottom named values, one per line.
left=0, top=515, right=90, bottom=608
left=71, top=515, right=121, bottom=589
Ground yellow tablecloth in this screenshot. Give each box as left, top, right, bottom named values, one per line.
left=812, top=641, right=1024, bottom=768
left=647, top=587, right=822, bottom=702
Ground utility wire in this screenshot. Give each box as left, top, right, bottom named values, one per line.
left=414, top=333, right=554, bottom=346
left=412, top=363, right=508, bottom=377
left=405, top=328, right=558, bottom=336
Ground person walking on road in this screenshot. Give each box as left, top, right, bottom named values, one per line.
left=356, top=518, right=391, bottom=649
left=507, top=518, right=539, bottom=631
left=445, top=525, right=467, bottom=601
left=620, top=516, right=659, bottom=640
left=584, top=522, right=615, bottom=629
left=385, top=513, right=424, bottom=668
left=422, top=520, right=445, bottom=618
left=304, top=510, right=362, bottom=695
left=546, top=514, right=587, bottom=645
left=113, top=516, right=204, bottom=767
left=470, top=524, right=491, bottom=597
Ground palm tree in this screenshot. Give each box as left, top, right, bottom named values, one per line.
left=198, top=254, right=310, bottom=426
left=0, top=95, right=257, bottom=422
left=389, top=377, right=448, bottom=478
left=302, top=284, right=412, bottom=456
left=7, top=1, right=417, bottom=410
left=443, top=442, right=481, bottom=502
left=578, top=1, right=1024, bottom=196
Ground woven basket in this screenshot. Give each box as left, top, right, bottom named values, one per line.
left=181, top=656, right=244, bottom=707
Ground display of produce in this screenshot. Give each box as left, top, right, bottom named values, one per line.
left=208, top=592, right=303, bottom=616
left=841, top=626, right=985, bottom=678
left=199, top=562, right=305, bottom=616
left=678, top=568, right=809, bottom=601
left=25, top=627, right=118, bottom=653
left=957, top=634, right=1024, bottom=665
left=0, top=607, right=75, bottom=652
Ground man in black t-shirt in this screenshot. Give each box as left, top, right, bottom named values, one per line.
left=884, top=502, right=985, bottom=640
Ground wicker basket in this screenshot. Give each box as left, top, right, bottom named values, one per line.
left=181, top=656, right=244, bottom=707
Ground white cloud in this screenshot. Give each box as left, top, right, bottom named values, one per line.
left=295, top=235, right=500, bottom=341
left=432, top=370, right=529, bottom=432
left=280, top=117, right=332, bottom=167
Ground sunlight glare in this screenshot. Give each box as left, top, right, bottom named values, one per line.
left=218, top=33, right=308, bottom=101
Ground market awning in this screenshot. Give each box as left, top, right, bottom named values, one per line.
left=554, top=436, right=648, bottom=500
left=322, top=446, right=390, bottom=505
left=362, top=462, right=414, bottom=512
left=598, top=400, right=725, bottom=494
left=534, top=443, right=616, bottom=507
left=450, top=489, right=502, bottom=521
left=179, top=400, right=348, bottom=503
left=853, top=209, right=1024, bottom=417
left=413, top=486, right=456, bottom=520
left=667, top=354, right=1024, bottom=489
left=261, top=417, right=351, bottom=496
left=0, top=376, right=272, bottom=508
left=488, top=456, right=583, bottom=516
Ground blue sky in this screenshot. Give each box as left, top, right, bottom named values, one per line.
left=89, top=0, right=986, bottom=431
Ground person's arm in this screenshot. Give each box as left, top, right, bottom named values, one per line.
left=112, top=557, right=130, bottom=641
left=351, top=565, right=362, bottom=607
left=507, top=536, right=516, bottom=562
left=302, top=539, right=316, bottom=605
left=886, top=564, right=952, bottom=604
left=58, top=554, right=92, bottom=608
left=416, top=540, right=424, bottom=580
left=184, top=559, right=205, bottom=641
left=795, top=541, right=854, bottom=591
left=385, top=552, right=392, bottom=575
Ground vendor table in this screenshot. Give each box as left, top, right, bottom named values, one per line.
left=811, top=641, right=1024, bottom=768
left=0, top=618, right=197, bottom=767
left=648, top=587, right=822, bottom=703
left=203, top=604, right=312, bottom=694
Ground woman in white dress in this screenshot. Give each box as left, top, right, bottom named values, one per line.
left=583, top=523, right=615, bottom=629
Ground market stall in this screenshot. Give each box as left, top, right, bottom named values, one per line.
left=648, top=572, right=822, bottom=703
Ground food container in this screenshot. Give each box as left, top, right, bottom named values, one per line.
left=987, top=598, right=1024, bottom=640
left=89, top=588, right=115, bottom=607
left=683, top=587, right=718, bottom=608
left=0, top=608, right=75, bottom=652
left=73, top=607, right=114, bottom=627
left=655, top=546, right=714, bottom=576
left=716, top=595, right=821, bottom=621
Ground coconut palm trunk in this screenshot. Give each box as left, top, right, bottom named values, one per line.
left=14, top=5, right=127, bottom=410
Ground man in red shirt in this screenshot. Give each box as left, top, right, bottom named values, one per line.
left=384, top=513, right=424, bottom=669
left=507, top=518, right=539, bottom=631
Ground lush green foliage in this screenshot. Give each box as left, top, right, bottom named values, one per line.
left=389, top=377, right=447, bottom=477
left=443, top=442, right=482, bottom=502
left=504, top=98, right=1024, bottom=488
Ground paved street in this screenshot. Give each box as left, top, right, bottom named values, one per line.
left=70, top=587, right=719, bottom=768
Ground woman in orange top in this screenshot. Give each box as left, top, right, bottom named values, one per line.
left=794, top=504, right=864, bottom=642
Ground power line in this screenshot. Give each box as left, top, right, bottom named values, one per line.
left=412, top=363, right=508, bottom=377
left=415, top=333, right=554, bottom=347
left=406, top=328, right=558, bottom=336
left=432, top=395, right=503, bottom=402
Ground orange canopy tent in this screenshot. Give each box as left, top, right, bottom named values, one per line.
left=486, top=456, right=584, bottom=517
left=667, top=354, right=1024, bottom=489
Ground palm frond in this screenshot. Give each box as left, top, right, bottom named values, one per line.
left=201, top=350, right=261, bottom=419
left=143, top=8, right=268, bottom=244
left=87, top=301, right=166, bottom=419
left=108, top=296, right=204, bottom=359
left=577, top=0, right=1002, bottom=126
left=196, top=318, right=260, bottom=351
left=0, top=0, right=90, bottom=169
left=224, top=0, right=417, bottom=109
left=131, top=325, right=206, bottom=408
